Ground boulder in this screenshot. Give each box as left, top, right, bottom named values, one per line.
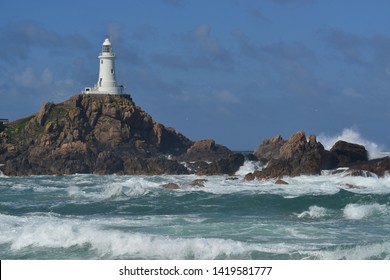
left=330, top=140, right=368, bottom=166
left=189, top=179, right=207, bottom=188
left=275, top=179, right=288, bottom=185
left=195, top=153, right=245, bottom=176
left=178, top=139, right=233, bottom=162
left=161, top=183, right=180, bottom=189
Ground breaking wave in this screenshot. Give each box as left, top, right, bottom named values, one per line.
left=295, top=206, right=331, bottom=219
left=318, top=128, right=387, bottom=159
left=343, top=203, right=388, bottom=220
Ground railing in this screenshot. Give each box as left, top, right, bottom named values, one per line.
left=99, top=52, right=115, bottom=57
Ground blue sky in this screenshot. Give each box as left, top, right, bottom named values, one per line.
left=1, top=0, right=389, bottom=151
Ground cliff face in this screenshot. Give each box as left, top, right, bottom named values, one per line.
left=0, top=94, right=194, bottom=175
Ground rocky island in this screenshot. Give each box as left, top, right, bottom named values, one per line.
left=0, top=94, right=243, bottom=176
left=0, top=93, right=389, bottom=178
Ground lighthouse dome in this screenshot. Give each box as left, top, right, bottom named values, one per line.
left=103, top=38, right=112, bottom=46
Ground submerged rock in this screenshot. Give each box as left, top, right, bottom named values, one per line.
left=189, top=179, right=208, bottom=188
left=275, top=179, right=289, bottom=185
left=161, top=183, right=180, bottom=189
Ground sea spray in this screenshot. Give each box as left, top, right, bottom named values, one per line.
left=318, top=128, right=386, bottom=159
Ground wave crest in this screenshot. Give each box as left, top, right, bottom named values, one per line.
left=318, top=128, right=386, bottom=159
left=296, top=206, right=330, bottom=219
left=343, top=203, right=388, bottom=220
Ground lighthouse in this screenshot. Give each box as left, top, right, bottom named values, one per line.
left=83, top=38, right=125, bottom=95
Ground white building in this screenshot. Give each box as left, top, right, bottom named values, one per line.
left=83, top=38, right=125, bottom=95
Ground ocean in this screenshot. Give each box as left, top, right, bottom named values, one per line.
left=1, top=160, right=389, bottom=260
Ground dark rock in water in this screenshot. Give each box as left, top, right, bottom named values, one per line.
left=161, top=183, right=180, bottom=189
left=226, top=177, right=239, bottom=181
left=348, top=157, right=390, bottom=177
left=275, top=179, right=288, bottom=185
left=253, top=135, right=285, bottom=162
left=349, top=170, right=376, bottom=177
left=244, top=172, right=256, bottom=181
left=123, top=156, right=189, bottom=175
left=178, top=139, right=233, bottom=162
left=195, top=153, right=245, bottom=176
left=330, top=141, right=368, bottom=167
left=189, top=179, right=207, bottom=188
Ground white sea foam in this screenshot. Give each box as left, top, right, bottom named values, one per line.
left=235, top=161, right=264, bottom=176
left=296, top=206, right=330, bottom=219
left=309, top=241, right=390, bottom=260
left=64, top=176, right=162, bottom=201
left=318, top=128, right=387, bottom=159
left=343, top=203, right=388, bottom=220
left=0, top=213, right=290, bottom=259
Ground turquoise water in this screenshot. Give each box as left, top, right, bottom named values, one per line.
left=1, top=166, right=390, bottom=259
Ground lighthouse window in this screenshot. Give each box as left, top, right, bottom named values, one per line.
left=101, top=60, right=103, bottom=64
left=103, top=45, right=110, bottom=52
left=111, top=69, right=114, bottom=74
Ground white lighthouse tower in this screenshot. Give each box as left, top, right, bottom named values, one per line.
left=83, top=38, right=125, bottom=95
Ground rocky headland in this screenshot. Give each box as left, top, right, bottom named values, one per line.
left=0, top=94, right=389, bottom=178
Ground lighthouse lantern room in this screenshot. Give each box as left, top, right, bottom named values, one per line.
left=83, top=38, right=125, bottom=95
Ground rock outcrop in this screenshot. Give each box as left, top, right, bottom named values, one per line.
left=246, top=130, right=388, bottom=180
left=253, top=135, right=285, bottom=162
left=248, top=131, right=332, bottom=179
left=0, top=94, right=240, bottom=176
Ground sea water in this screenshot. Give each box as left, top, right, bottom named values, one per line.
left=1, top=164, right=390, bottom=260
